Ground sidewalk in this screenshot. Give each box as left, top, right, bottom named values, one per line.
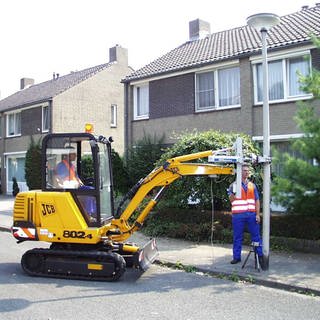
left=1, top=194, right=319, bottom=295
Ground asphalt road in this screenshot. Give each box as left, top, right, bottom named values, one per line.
left=1, top=231, right=319, bottom=320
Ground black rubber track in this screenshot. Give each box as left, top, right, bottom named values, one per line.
left=21, top=248, right=126, bottom=281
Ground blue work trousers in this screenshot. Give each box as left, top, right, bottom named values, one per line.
left=232, top=212, right=262, bottom=260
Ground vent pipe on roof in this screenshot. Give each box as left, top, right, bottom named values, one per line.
left=52, top=72, right=60, bottom=80
left=189, top=19, right=211, bottom=41
left=20, top=78, right=34, bottom=90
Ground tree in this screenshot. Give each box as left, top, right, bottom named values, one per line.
left=25, top=136, right=42, bottom=190
left=271, top=36, right=320, bottom=216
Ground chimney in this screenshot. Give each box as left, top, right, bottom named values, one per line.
left=189, top=19, right=211, bottom=41
left=109, top=44, right=128, bottom=66
left=302, top=5, right=309, bottom=9
left=20, top=78, right=34, bottom=90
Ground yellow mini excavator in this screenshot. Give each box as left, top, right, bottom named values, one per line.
left=12, top=132, right=234, bottom=281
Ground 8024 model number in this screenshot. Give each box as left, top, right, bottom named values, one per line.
left=63, top=230, right=93, bottom=239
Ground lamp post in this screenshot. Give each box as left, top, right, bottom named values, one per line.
left=247, top=13, right=280, bottom=270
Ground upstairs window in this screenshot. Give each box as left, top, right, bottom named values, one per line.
left=134, top=84, right=149, bottom=120
left=254, top=53, right=311, bottom=103
left=111, top=104, right=117, bottom=127
left=196, top=65, right=240, bottom=111
left=42, top=105, right=49, bottom=132
left=7, top=112, right=21, bottom=137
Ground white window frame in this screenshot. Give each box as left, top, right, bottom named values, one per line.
left=195, top=64, right=241, bottom=112
left=133, top=83, right=149, bottom=120
left=111, top=104, right=117, bottom=127
left=5, top=152, right=28, bottom=194
left=6, top=112, right=21, bottom=137
left=252, top=51, right=312, bottom=105
left=42, top=105, right=49, bottom=132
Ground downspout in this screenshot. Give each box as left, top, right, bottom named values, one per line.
left=124, top=82, right=129, bottom=161
left=0, top=112, right=4, bottom=194
left=48, top=99, right=53, bottom=133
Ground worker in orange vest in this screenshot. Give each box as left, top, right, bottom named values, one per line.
left=228, top=164, right=265, bottom=270
left=55, top=146, right=83, bottom=188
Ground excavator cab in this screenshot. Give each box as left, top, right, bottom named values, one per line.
left=42, top=133, right=114, bottom=227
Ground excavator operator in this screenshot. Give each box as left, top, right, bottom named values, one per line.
left=55, top=146, right=83, bottom=189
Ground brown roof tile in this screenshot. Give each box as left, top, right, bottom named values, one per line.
left=124, top=5, right=320, bottom=82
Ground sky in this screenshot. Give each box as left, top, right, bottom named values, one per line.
left=0, top=0, right=317, bottom=99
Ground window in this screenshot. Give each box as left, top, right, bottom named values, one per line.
left=196, top=65, right=240, bottom=111
left=6, top=154, right=27, bottom=192
left=196, top=72, right=215, bottom=109
left=254, top=53, right=311, bottom=103
left=270, top=141, right=313, bottom=177
left=42, top=105, right=49, bottom=132
left=7, top=112, right=21, bottom=137
left=0, top=116, right=2, bottom=138
left=218, top=67, right=240, bottom=106
left=288, top=56, right=310, bottom=96
left=134, top=84, right=149, bottom=119
left=111, top=104, right=117, bottom=127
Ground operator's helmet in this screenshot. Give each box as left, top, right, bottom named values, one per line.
left=64, top=145, right=76, bottom=156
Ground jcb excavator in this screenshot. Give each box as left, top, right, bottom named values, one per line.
left=12, top=131, right=234, bottom=281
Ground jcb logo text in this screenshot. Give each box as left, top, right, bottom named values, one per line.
left=41, top=203, right=56, bottom=216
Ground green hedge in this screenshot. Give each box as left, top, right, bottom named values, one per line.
left=142, top=208, right=320, bottom=242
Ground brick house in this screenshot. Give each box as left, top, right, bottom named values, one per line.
left=122, top=5, right=320, bottom=170
left=0, top=45, right=131, bottom=194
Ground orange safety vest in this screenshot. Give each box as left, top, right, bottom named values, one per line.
left=231, top=182, right=256, bottom=214
left=62, top=160, right=77, bottom=181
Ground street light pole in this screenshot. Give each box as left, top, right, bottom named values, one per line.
left=261, top=27, right=271, bottom=269
left=247, top=13, right=280, bottom=270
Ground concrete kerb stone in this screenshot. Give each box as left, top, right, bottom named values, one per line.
left=155, top=259, right=320, bottom=297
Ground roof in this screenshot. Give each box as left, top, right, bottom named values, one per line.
left=0, top=63, right=113, bottom=112
left=124, top=5, right=320, bottom=82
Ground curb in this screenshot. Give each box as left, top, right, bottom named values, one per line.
left=155, top=260, right=320, bottom=297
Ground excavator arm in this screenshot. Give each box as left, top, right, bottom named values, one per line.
left=108, top=149, right=234, bottom=242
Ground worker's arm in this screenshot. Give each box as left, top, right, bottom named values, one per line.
left=227, top=183, right=236, bottom=202
left=255, top=199, right=261, bottom=224
left=229, top=193, right=236, bottom=202
left=254, top=182, right=261, bottom=224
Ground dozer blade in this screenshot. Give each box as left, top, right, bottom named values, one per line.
left=137, top=238, right=159, bottom=271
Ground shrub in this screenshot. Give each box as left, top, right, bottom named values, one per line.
left=142, top=208, right=320, bottom=242
left=111, top=149, right=129, bottom=196
left=156, top=130, right=260, bottom=211
left=25, top=136, right=42, bottom=190
left=125, top=133, right=165, bottom=188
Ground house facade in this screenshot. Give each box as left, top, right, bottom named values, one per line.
left=0, top=45, right=131, bottom=194
left=123, top=5, right=320, bottom=168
